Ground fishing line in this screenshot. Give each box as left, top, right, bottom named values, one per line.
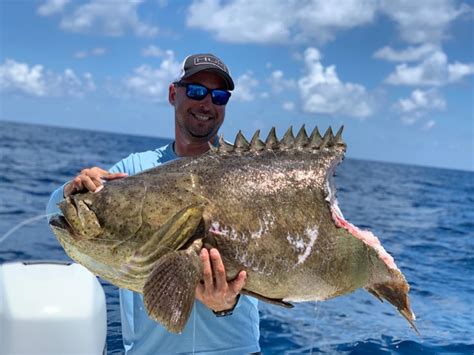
left=192, top=304, right=197, bottom=355
left=0, top=213, right=56, bottom=245
left=309, top=301, right=322, bottom=355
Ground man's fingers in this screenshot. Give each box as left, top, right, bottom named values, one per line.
left=103, top=172, right=128, bottom=181
left=80, top=167, right=127, bottom=181
left=200, top=249, right=213, bottom=288
left=210, top=249, right=226, bottom=291
left=196, top=250, right=246, bottom=311
left=90, top=175, right=104, bottom=187
left=65, top=167, right=126, bottom=197
left=195, top=283, right=205, bottom=298
left=81, top=175, right=100, bottom=192
left=66, top=177, right=84, bottom=196
left=82, top=167, right=109, bottom=176
left=229, top=271, right=247, bottom=295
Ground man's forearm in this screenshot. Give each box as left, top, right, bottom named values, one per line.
left=46, top=183, right=67, bottom=220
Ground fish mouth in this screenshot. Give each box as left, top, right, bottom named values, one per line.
left=49, top=215, right=77, bottom=239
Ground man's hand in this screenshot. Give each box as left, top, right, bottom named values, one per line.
left=195, top=248, right=246, bottom=312
left=64, top=167, right=128, bottom=197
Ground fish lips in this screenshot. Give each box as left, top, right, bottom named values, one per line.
left=49, top=215, right=79, bottom=240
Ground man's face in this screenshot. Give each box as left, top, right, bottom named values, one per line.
left=170, top=71, right=227, bottom=143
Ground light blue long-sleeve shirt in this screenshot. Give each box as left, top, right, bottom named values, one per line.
left=47, top=143, right=260, bottom=355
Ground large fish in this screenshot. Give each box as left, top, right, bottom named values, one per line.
left=49, top=126, right=417, bottom=334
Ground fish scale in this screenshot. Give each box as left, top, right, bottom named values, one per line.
left=49, top=126, right=417, bottom=334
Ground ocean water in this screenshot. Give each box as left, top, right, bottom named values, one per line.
left=0, top=120, right=473, bottom=354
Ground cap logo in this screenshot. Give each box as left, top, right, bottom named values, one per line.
left=194, top=55, right=228, bottom=73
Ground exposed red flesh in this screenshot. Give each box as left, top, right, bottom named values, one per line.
left=331, top=206, right=397, bottom=270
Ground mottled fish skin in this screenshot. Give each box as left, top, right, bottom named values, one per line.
left=50, top=126, right=417, bottom=334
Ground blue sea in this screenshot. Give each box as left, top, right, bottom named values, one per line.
left=0, top=121, right=473, bottom=354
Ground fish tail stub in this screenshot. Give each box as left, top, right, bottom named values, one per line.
left=330, top=205, right=418, bottom=334
left=367, top=282, right=419, bottom=335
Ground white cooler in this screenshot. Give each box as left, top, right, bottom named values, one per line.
left=0, top=261, right=107, bottom=355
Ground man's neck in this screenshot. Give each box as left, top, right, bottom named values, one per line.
left=174, top=138, right=213, bottom=157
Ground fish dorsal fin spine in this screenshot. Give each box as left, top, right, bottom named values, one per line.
left=218, top=134, right=234, bottom=153
left=319, top=127, right=334, bottom=149
left=309, top=127, right=323, bottom=148
left=234, top=130, right=250, bottom=152
left=265, top=127, right=279, bottom=150
left=295, top=125, right=309, bottom=148
left=333, top=126, right=347, bottom=151
left=250, top=130, right=265, bottom=151
left=214, top=126, right=346, bottom=154
left=281, top=126, right=295, bottom=149
left=208, top=141, right=218, bottom=153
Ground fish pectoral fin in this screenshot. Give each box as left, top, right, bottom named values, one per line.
left=240, top=289, right=294, bottom=308
left=143, top=239, right=203, bottom=334
left=129, top=204, right=204, bottom=268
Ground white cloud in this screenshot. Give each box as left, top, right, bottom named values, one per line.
left=379, top=0, right=471, bottom=44
left=56, top=69, right=96, bottom=96
left=448, top=61, right=474, bottom=82
left=123, top=51, right=181, bottom=102
left=374, top=44, right=438, bottom=62
left=59, top=0, right=158, bottom=37
left=298, top=47, right=374, bottom=118
left=396, top=88, right=446, bottom=124
left=282, top=101, right=295, bottom=111
left=187, top=0, right=377, bottom=44
left=386, top=50, right=474, bottom=86
left=398, top=88, right=446, bottom=113
left=187, top=0, right=290, bottom=44
left=186, top=0, right=470, bottom=46
left=142, top=45, right=169, bottom=58
left=294, top=0, right=378, bottom=43
left=74, top=47, right=107, bottom=59
left=0, top=59, right=95, bottom=97
left=0, top=60, right=46, bottom=96
left=268, top=70, right=296, bottom=94
left=232, top=72, right=259, bottom=102
left=38, top=0, right=70, bottom=16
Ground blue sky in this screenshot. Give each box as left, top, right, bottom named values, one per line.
left=1, top=0, right=473, bottom=171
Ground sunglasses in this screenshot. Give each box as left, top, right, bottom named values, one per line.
left=174, top=82, right=231, bottom=106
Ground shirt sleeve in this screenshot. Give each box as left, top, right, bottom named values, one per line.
left=109, top=158, right=129, bottom=174
left=109, top=153, right=141, bottom=176
left=45, top=181, right=69, bottom=220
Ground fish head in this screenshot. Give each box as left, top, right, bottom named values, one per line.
left=49, top=192, right=110, bottom=270
left=51, top=193, right=102, bottom=240
left=49, top=179, right=148, bottom=263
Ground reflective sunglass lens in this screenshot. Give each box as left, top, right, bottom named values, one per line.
left=183, top=83, right=230, bottom=105
left=211, top=91, right=231, bottom=105
left=187, top=84, right=208, bottom=100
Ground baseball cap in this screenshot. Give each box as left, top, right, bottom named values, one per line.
left=177, top=53, right=234, bottom=90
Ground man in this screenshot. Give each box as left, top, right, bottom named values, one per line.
left=47, top=53, right=261, bottom=354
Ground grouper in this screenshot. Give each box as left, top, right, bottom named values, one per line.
left=49, top=126, right=418, bottom=334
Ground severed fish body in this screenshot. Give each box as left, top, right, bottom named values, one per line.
left=50, top=126, right=417, bottom=334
